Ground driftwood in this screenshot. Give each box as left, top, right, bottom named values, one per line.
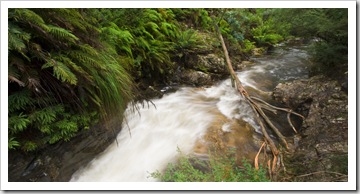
left=214, top=23, right=304, bottom=178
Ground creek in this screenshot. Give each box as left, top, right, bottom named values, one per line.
left=70, top=44, right=310, bottom=182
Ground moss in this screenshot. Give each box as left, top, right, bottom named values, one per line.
left=329, top=154, right=348, bottom=174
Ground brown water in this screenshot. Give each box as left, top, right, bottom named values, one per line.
left=70, top=44, right=310, bottom=182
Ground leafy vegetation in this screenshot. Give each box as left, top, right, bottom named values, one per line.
left=8, top=8, right=134, bottom=151
left=150, top=148, right=269, bottom=182
left=8, top=8, right=347, bottom=152
left=272, top=8, right=348, bottom=77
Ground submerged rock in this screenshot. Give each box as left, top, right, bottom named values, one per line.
left=273, top=75, right=348, bottom=182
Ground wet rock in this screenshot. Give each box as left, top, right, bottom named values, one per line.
left=180, top=69, right=212, bottom=86
left=237, top=60, right=254, bottom=70
left=273, top=75, right=348, bottom=182
left=187, top=54, right=227, bottom=74
left=8, top=118, right=123, bottom=182
left=252, top=48, right=265, bottom=56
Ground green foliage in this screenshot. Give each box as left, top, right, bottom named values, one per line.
left=272, top=8, right=348, bottom=77
left=8, top=8, right=134, bottom=152
left=23, top=141, right=38, bottom=152
left=8, top=137, right=20, bottom=150
left=175, top=29, right=207, bottom=56
left=173, top=8, right=213, bottom=30
left=243, top=39, right=256, bottom=53
left=308, top=41, right=348, bottom=76
left=150, top=148, right=269, bottom=182
left=10, top=8, right=345, bottom=153
left=42, top=58, right=78, bottom=85
left=8, top=113, right=30, bottom=135
left=94, top=8, right=182, bottom=82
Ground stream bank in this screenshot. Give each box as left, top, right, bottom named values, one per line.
left=8, top=43, right=348, bottom=182
left=7, top=51, right=230, bottom=182
left=273, top=75, right=348, bottom=182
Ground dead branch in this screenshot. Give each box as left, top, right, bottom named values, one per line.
left=250, top=96, right=305, bottom=119
left=287, top=112, right=298, bottom=133
left=255, top=142, right=266, bottom=170
left=213, top=20, right=305, bottom=178
left=296, top=171, right=348, bottom=178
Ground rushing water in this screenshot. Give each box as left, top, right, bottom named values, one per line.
left=70, top=44, right=310, bottom=182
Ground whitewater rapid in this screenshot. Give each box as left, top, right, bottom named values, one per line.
left=70, top=45, right=309, bottom=182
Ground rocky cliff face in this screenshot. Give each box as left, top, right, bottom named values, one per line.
left=273, top=75, right=348, bottom=181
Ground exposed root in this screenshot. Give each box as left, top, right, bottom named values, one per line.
left=255, top=142, right=266, bottom=170
left=287, top=112, right=298, bottom=133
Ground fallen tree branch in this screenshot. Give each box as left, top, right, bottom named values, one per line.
left=296, top=171, right=348, bottom=178
left=213, top=19, right=305, bottom=178
left=255, top=142, right=266, bottom=170
left=251, top=96, right=305, bottom=119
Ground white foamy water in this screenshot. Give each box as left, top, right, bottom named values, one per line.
left=70, top=45, right=309, bottom=182
left=70, top=79, right=258, bottom=182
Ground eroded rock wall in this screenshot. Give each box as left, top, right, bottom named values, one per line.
left=273, top=75, right=348, bottom=181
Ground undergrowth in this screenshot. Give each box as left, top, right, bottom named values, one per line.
left=149, top=148, right=269, bottom=182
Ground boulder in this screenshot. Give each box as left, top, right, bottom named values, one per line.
left=195, top=54, right=227, bottom=74
left=180, top=69, right=212, bottom=86
left=273, top=75, right=348, bottom=181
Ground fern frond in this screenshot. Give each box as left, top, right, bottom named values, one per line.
left=39, top=124, right=52, bottom=134
left=8, top=137, right=20, bottom=150
left=8, top=113, right=31, bottom=134
left=55, top=54, right=94, bottom=82
left=8, top=64, right=26, bottom=87
left=8, top=24, right=29, bottom=51
left=47, top=25, right=79, bottom=43
left=67, top=50, right=105, bottom=71
left=56, top=120, right=78, bottom=136
left=135, top=36, right=151, bottom=50
left=160, top=22, right=179, bottom=38
left=8, top=90, right=35, bottom=112
left=144, top=9, right=162, bottom=22
left=42, top=59, right=78, bottom=85
left=29, top=105, right=64, bottom=125
left=12, top=9, right=49, bottom=31
left=22, top=141, right=38, bottom=152
left=145, top=22, right=160, bottom=34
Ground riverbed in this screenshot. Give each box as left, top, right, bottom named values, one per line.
left=70, top=44, right=311, bottom=182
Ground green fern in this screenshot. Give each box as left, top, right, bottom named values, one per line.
left=28, top=105, right=63, bottom=125
left=8, top=137, right=20, bottom=150
left=11, top=9, right=49, bottom=31
left=8, top=90, right=35, bottom=112
left=8, top=24, right=30, bottom=51
left=8, top=113, right=30, bottom=134
left=22, top=141, right=38, bottom=152
left=42, top=59, right=78, bottom=85
left=48, top=25, right=79, bottom=43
